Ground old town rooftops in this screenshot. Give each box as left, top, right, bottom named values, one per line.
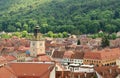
left=95, top=66, right=120, bottom=78
left=0, top=62, right=55, bottom=78
left=52, top=50, right=84, bottom=59
left=84, top=48, right=120, bottom=60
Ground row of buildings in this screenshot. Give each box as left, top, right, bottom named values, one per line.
left=0, top=26, right=120, bottom=78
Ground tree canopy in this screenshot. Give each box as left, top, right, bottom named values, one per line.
left=0, top=0, right=120, bottom=34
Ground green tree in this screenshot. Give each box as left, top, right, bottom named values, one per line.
left=23, top=23, right=28, bottom=31
left=58, top=33, right=63, bottom=38
left=1, top=34, right=11, bottom=38
left=47, top=31, right=54, bottom=37
left=53, top=34, right=58, bottom=38
left=77, top=39, right=81, bottom=45
left=101, top=35, right=110, bottom=48
left=109, top=33, right=117, bottom=40
left=105, top=24, right=117, bottom=33
left=7, top=25, right=16, bottom=32
left=21, top=30, right=28, bottom=37
left=63, top=32, right=68, bottom=38
left=15, top=22, right=22, bottom=30
left=98, top=31, right=104, bottom=38
left=12, top=32, right=22, bottom=38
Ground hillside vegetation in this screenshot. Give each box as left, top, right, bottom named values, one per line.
left=0, top=0, right=120, bottom=34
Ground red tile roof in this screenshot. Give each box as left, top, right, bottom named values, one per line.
left=3, top=55, right=16, bottom=62
left=95, top=66, right=120, bottom=78
left=52, top=51, right=65, bottom=58
left=63, top=51, right=74, bottom=58
left=10, top=62, right=54, bottom=77
left=0, top=66, right=17, bottom=78
left=38, top=54, right=52, bottom=62
left=0, top=56, right=7, bottom=65
left=71, top=52, right=84, bottom=59
left=84, top=48, right=120, bottom=60
left=18, top=46, right=29, bottom=51
left=0, top=62, right=55, bottom=78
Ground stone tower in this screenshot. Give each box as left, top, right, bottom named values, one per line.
left=30, top=26, right=45, bottom=57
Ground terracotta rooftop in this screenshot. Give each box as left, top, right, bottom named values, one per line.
left=84, top=48, right=120, bottom=60
left=52, top=51, right=65, bottom=58
left=95, top=66, right=120, bottom=78
left=38, top=54, right=52, bottom=62
left=0, top=56, right=7, bottom=65
left=0, top=62, right=55, bottom=78
left=3, top=55, right=16, bottom=62
left=71, top=52, right=84, bottom=59
left=18, top=46, right=29, bottom=51
left=63, top=51, right=74, bottom=58
left=0, top=66, right=17, bottom=78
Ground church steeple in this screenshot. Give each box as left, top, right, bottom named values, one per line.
left=30, top=25, right=45, bottom=57
left=34, top=26, right=40, bottom=40
left=32, top=26, right=42, bottom=41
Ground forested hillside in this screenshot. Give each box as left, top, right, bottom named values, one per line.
left=0, top=0, right=120, bottom=34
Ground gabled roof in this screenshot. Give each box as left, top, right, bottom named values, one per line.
left=0, top=62, right=55, bottom=78
left=52, top=51, right=65, bottom=58
left=0, top=56, right=7, bottom=65
left=3, top=55, right=16, bottom=62
left=84, top=48, right=120, bottom=60
left=95, top=66, right=120, bottom=78
left=63, top=51, right=74, bottom=58
left=38, top=54, right=52, bottom=62
left=10, top=62, right=54, bottom=77
left=0, top=66, right=17, bottom=78
left=71, top=52, right=84, bottom=59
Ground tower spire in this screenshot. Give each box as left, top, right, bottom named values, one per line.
left=33, top=26, right=40, bottom=40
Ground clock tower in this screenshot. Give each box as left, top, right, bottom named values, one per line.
left=30, top=26, right=45, bottom=57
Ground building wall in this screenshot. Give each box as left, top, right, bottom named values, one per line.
left=73, top=59, right=83, bottom=65
left=54, top=58, right=64, bottom=64
left=64, top=58, right=83, bottom=65
left=30, top=40, right=45, bottom=57
left=17, top=53, right=26, bottom=62
left=84, top=59, right=116, bottom=66
left=116, top=59, right=120, bottom=68
left=95, top=71, right=103, bottom=78
left=84, top=59, right=102, bottom=66
left=50, top=66, right=56, bottom=78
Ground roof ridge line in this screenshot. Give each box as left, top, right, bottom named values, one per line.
left=4, top=65, right=17, bottom=77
